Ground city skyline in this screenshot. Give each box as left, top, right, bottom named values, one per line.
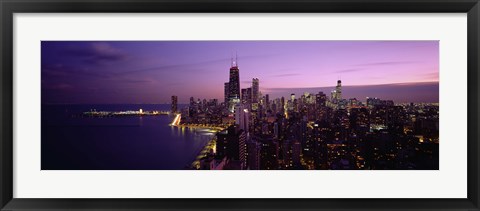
left=42, top=41, right=439, bottom=170
left=41, top=41, right=439, bottom=104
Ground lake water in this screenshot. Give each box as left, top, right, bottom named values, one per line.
left=41, top=104, right=213, bottom=170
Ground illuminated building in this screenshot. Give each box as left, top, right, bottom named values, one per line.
left=292, top=140, right=302, bottom=167
left=177, top=75, right=438, bottom=170
left=315, top=92, right=327, bottom=107
left=238, top=130, right=247, bottom=168
left=171, top=95, right=178, bottom=113
left=331, top=90, right=337, bottom=103
left=265, top=94, right=270, bottom=109
left=235, top=104, right=250, bottom=132
left=349, top=98, right=358, bottom=106
left=241, top=88, right=252, bottom=105
left=227, top=55, right=241, bottom=112
left=247, top=139, right=261, bottom=170
left=335, top=80, right=342, bottom=101
left=224, top=82, right=229, bottom=104
left=259, top=136, right=279, bottom=170
left=252, top=78, right=259, bottom=103
left=366, top=97, right=381, bottom=108
left=312, top=121, right=332, bottom=169
left=251, top=78, right=260, bottom=112
left=350, top=107, right=370, bottom=134
left=273, top=122, right=279, bottom=138
left=216, top=125, right=247, bottom=168
left=282, top=138, right=302, bottom=169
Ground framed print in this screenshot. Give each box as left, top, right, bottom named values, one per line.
left=1, top=0, right=479, bottom=210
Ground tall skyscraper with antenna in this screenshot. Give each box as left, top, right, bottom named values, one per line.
left=228, top=53, right=240, bottom=112
left=336, top=80, right=342, bottom=101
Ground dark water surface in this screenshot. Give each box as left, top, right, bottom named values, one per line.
left=41, top=104, right=213, bottom=170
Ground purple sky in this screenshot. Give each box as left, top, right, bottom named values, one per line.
left=41, top=41, right=439, bottom=104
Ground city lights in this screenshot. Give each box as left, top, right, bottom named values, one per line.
left=178, top=56, right=439, bottom=170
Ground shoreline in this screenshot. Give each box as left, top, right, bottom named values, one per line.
left=190, top=136, right=217, bottom=169
left=171, top=124, right=222, bottom=170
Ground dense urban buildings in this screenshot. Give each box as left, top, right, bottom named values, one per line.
left=41, top=41, right=439, bottom=170
left=171, top=95, right=178, bottom=114
left=181, top=56, right=439, bottom=170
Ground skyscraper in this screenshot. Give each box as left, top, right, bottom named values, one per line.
left=235, top=104, right=250, bottom=132
left=252, top=78, right=259, bottom=103
left=247, top=140, right=261, bottom=170
left=265, top=94, right=270, bottom=109
left=216, top=125, right=247, bottom=168
left=224, top=82, right=229, bottom=104
left=336, top=80, right=342, bottom=101
left=241, top=88, right=252, bottom=105
left=228, top=56, right=240, bottom=112
left=316, top=92, right=327, bottom=107
left=171, top=95, right=178, bottom=113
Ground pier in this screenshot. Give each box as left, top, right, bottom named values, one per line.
left=83, top=109, right=170, bottom=117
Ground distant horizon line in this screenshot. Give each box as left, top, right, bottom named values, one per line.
left=42, top=80, right=439, bottom=105
left=42, top=101, right=440, bottom=106
left=261, top=80, right=439, bottom=90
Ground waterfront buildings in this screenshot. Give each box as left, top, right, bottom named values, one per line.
left=171, top=95, right=178, bottom=114
left=178, top=55, right=439, bottom=170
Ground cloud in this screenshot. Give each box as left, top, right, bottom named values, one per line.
left=335, top=68, right=364, bottom=73
left=354, top=61, right=419, bottom=67
left=42, top=63, right=111, bottom=78
left=270, top=73, right=301, bottom=77
left=114, top=58, right=229, bottom=76
left=418, top=72, right=439, bottom=80
left=114, top=53, right=278, bottom=76
left=63, top=42, right=129, bottom=65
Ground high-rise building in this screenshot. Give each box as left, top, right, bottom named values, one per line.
left=316, top=92, right=327, bottom=107
left=265, top=94, right=270, bottom=109
left=350, top=107, right=370, bottom=134
left=252, top=78, right=259, bottom=103
left=247, top=139, right=261, bottom=170
left=224, top=82, right=229, bottom=104
left=331, top=90, right=337, bottom=102
left=241, top=88, right=252, bottom=105
left=188, top=96, right=196, bottom=118
left=216, top=125, right=247, bottom=168
left=238, top=131, right=247, bottom=168
left=171, top=95, right=178, bottom=113
left=259, top=136, right=279, bottom=170
left=235, top=104, right=250, bottom=132
left=282, top=139, right=302, bottom=169
left=336, top=80, right=342, bottom=101
left=228, top=56, right=241, bottom=112
left=292, top=140, right=302, bottom=167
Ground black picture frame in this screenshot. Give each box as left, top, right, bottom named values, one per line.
left=1, top=0, right=479, bottom=210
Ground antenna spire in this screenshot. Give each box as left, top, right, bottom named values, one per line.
left=235, top=51, right=238, bottom=67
